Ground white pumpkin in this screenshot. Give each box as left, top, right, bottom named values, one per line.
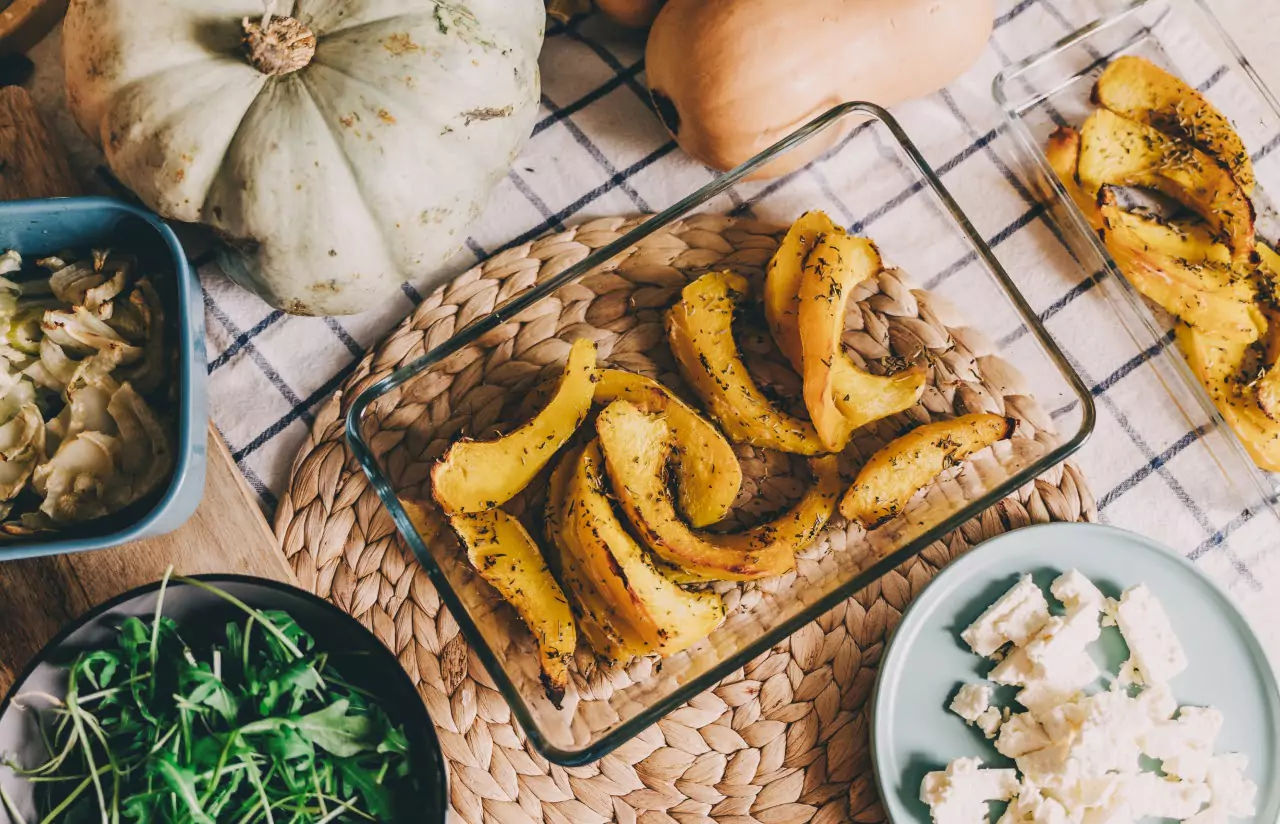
left=64, top=0, right=544, bottom=315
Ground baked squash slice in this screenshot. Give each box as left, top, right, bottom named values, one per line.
left=433, top=338, right=597, bottom=514
left=1078, top=108, right=1255, bottom=264
left=1094, top=56, right=1254, bottom=194
left=1178, top=326, right=1280, bottom=471
left=1098, top=189, right=1263, bottom=342
left=544, top=446, right=647, bottom=663
left=596, top=400, right=842, bottom=581
left=799, top=232, right=885, bottom=452
left=840, top=413, right=1017, bottom=526
left=563, top=441, right=726, bottom=656
left=765, top=213, right=926, bottom=443
left=449, top=509, right=577, bottom=706
left=1045, top=126, right=1102, bottom=232
left=666, top=270, right=826, bottom=455
left=593, top=368, right=742, bottom=527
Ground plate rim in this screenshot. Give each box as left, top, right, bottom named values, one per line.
left=869, top=521, right=1280, bottom=823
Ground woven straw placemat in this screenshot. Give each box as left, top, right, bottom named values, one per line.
left=274, top=215, right=1096, bottom=824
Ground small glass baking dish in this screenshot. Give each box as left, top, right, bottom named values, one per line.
left=994, top=0, right=1280, bottom=528
left=345, top=103, right=1095, bottom=765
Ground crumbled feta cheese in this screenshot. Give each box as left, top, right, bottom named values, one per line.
left=1134, top=681, right=1177, bottom=724
left=1182, top=753, right=1256, bottom=824
left=935, top=571, right=1252, bottom=824
left=1051, top=569, right=1105, bottom=615
left=997, top=780, right=1072, bottom=824
left=962, top=575, right=1051, bottom=657
left=1114, top=584, right=1187, bottom=685
left=1139, top=706, right=1223, bottom=782
left=951, top=683, right=993, bottom=724
left=996, top=712, right=1051, bottom=758
left=920, top=757, right=1019, bottom=824
left=1023, top=689, right=1153, bottom=779
left=1124, top=772, right=1211, bottom=819
left=975, top=706, right=1003, bottom=740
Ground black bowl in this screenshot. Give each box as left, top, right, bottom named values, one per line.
left=0, top=575, right=447, bottom=823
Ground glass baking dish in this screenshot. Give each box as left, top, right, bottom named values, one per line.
left=994, top=0, right=1280, bottom=529
left=345, top=103, right=1095, bottom=765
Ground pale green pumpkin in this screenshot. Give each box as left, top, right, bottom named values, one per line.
left=64, top=0, right=544, bottom=315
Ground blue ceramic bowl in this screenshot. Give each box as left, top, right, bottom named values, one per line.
left=0, top=197, right=207, bottom=561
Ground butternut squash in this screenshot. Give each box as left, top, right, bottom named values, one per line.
left=646, top=0, right=995, bottom=178
left=597, top=0, right=664, bottom=28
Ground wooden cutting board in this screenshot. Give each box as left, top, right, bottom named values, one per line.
left=0, top=87, right=294, bottom=693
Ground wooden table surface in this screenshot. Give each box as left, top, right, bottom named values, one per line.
left=0, top=86, right=294, bottom=694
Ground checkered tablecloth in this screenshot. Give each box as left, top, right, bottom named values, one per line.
left=21, top=0, right=1280, bottom=656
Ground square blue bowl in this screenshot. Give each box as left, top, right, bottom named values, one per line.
left=0, top=197, right=207, bottom=561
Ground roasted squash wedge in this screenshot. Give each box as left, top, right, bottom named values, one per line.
left=433, top=338, right=597, bottom=514
left=594, top=368, right=742, bottom=527
left=1077, top=108, right=1255, bottom=264
left=765, top=210, right=839, bottom=361
left=798, top=231, right=884, bottom=451
left=1177, top=326, right=1280, bottom=470
left=765, top=213, right=926, bottom=439
left=545, top=446, right=650, bottom=662
left=840, top=413, right=1017, bottom=526
left=1094, top=56, right=1254, bottom=194
left=666, top=270, right=826, bottom=455
left=596, top=400, right=843, bottom=581
left=1098, top=189, right=1238, bottom=288
left=449, top=509, right=576, bottom=706
left=1098, top=190, right=1263, bottom=341
left=1046, top=126, right=1103, bottom=232
left=564, top=441, right=726, bottom=656
left=1251, top=242, right=1280, bottom=420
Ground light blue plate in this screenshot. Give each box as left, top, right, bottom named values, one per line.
left=871, top=523, right=1280, bottom=824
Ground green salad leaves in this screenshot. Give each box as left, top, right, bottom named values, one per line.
left=1, top=576, right=420, bottom=823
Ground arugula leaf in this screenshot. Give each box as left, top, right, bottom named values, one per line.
left=295, top=701, right=383, bottom=759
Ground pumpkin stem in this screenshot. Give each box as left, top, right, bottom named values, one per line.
left=242, top=13, right=316, bottom=76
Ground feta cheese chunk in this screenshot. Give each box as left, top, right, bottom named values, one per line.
left=962, top=575, right=1051, bottom=657
left=975, top=706, right=1003, bottom=740
left=1024, top=689, right=1161, bottom=779
left=996, top=712, right=1051, bottom=758
left=1183, top=753, right=1256, bottom=824
left=951, top=683, right=993, bottom=725
left=1114, top=584, right=1187, bottom=685
left=1123, top=772, right=1210, bottom=819
left=1051, top=569, right=1105, bottom=615
left=920, top=757, right=1019, bottom=824
left=1138, top=706, right=1223, bottom=782
left=998, top=781, right=1071, bottom=824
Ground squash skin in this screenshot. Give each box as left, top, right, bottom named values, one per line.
left=839, top=413, right=1016, bottom=526
left=597, top=0, right=664, bottom=28
left=646, top=0, right=995, bottom=178
left=432, top=339, right=596, bottom=514
left=596, top=401, right=842, bottom=582
left=63, top=0, right=544, bottom=315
